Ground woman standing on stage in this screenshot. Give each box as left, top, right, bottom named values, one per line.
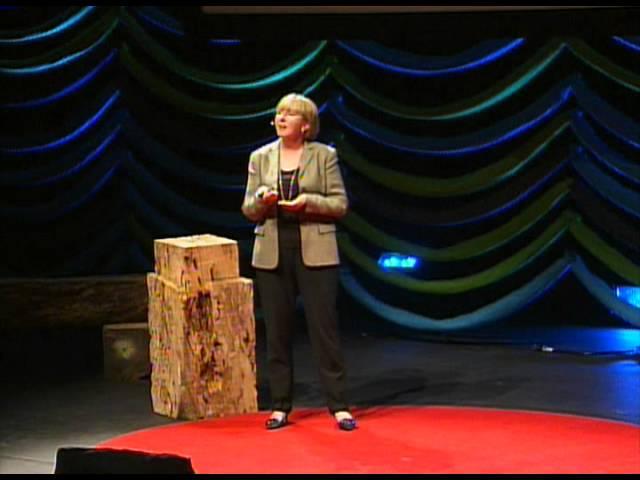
left=241, top=93, right=356, bottom=431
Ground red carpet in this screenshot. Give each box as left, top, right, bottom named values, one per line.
left=98, top=406, right=640, bottom=474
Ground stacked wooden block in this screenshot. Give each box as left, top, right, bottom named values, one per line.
left=146, top=234, right=256, bottom=420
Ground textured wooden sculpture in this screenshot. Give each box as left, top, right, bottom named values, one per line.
left=147, top=235, right=256, bottom=420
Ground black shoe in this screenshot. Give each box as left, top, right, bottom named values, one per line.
left=265, top=413, right=288, bottom=430
left=337, top=417, right=357, bottom=431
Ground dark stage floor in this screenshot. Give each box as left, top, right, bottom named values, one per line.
left=1, top=325, right=639, bottom=474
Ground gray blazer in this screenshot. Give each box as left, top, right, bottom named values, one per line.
left=241, top=139, right=348, bottom=269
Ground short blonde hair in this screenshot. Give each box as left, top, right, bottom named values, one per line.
left=275, top=93, right=319, bottom=141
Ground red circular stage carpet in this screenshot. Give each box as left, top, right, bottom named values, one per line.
left=98, top=406, right=640, bottom=474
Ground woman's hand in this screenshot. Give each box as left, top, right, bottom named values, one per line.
left=278, top=194, right=307, bottom=212
left=256, top=186, right=279, bottom=206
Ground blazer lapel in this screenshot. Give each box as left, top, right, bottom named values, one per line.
left=298, top=142, right=313, bottom=190
left=264, top=140, right=280, bottom=190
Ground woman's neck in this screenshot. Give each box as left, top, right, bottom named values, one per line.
left=279, top=138, right=304, bottom=171
left=280, top=136, right=304, bottom=151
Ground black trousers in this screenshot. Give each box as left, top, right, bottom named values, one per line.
left=255, top=234, right=349, bottom=415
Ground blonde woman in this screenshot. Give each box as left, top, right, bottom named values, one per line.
left=241, top=93, right=356, bottom=431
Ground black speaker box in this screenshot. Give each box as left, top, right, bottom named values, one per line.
left=54, top=447, right=195, bottom=474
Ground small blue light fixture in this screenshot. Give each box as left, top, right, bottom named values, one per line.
left=615, top=286, right=640, bottom=308
left=378, top=253, right=420, bottom=271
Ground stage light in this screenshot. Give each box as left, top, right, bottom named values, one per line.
left=615, top=286, right=640, bottom=308
left=378, top=253, right=420, bottom=271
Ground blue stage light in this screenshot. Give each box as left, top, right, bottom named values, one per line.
left=0, top=90, right=120, bottom=155
left=0, top=7, right=96, bottom=45
left=378, top=253, right=420, bottom=271
left=615, top=286, right=640, bottom=308
left=336, top=39, right=524, bottom=77
left=612, top=36, right=640, bottom=53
